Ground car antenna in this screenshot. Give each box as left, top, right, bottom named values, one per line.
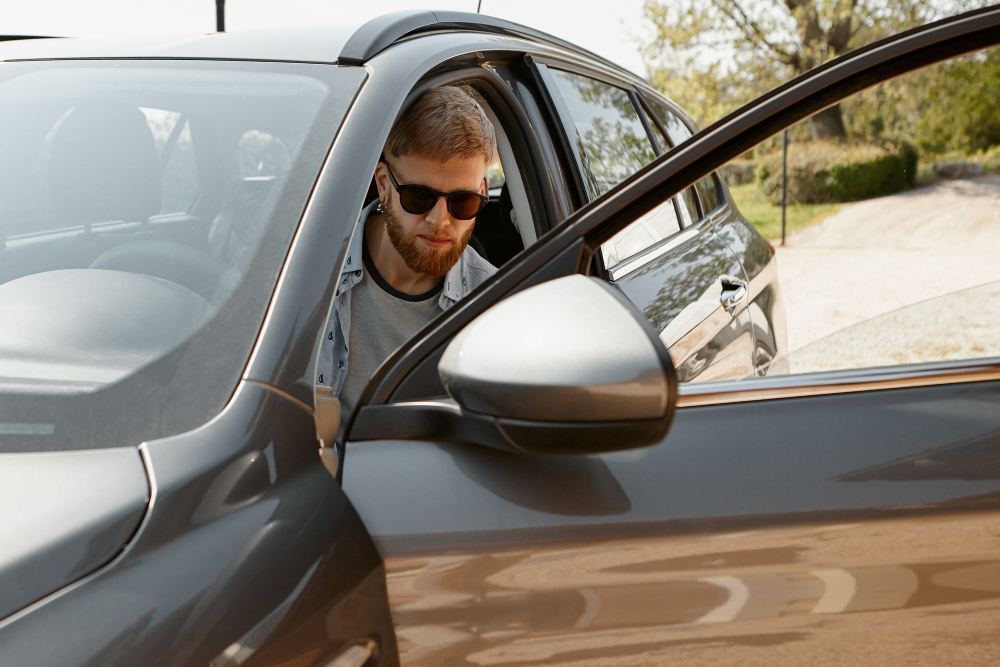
left=477, top=1, right=482, bottom=13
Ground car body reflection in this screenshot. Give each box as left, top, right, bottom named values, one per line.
left=385, top=511, right=1000, bottom=665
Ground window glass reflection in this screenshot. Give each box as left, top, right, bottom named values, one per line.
left=549, top=69, right=656, bottom=199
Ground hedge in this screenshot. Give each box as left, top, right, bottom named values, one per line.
left=756, top=141, right=918, bottom=205
left=719, top=159, right=756, bottom=186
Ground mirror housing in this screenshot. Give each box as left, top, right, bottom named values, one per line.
left=437, top=275, right=676, bottom=454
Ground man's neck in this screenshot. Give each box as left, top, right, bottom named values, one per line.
left=364, top=213, right=443, bottom=295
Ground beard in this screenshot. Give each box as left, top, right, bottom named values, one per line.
left=383, top=198, right=475, bottom=278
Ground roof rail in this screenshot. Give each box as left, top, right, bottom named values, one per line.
left=0, top=35, right=58, bottom=42
left=338, top=10, right=637, bottom=78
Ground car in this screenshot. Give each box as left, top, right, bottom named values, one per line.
left=0, top=7, right=998, bottom=667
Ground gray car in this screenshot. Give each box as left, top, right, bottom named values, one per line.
left=1, top=7, right=998, bottom=667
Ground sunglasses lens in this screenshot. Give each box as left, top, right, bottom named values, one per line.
left=398, top=186, right=437, bottom=215
left=448, top=193, right=485, bottom=220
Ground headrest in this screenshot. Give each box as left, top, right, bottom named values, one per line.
left=49, top=101, right=161, bottom=223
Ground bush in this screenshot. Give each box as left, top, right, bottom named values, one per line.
left=719, top=159, right=756, bottom=186
left=757, top=140, right=918, bottom=205
left=972, top=145, right=1000, bottom=174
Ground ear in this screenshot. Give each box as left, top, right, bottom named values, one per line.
left=481, top=176, right=489, bottom=195
left=374, top=161, right=390, bottom=204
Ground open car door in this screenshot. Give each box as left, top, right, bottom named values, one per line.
left=340, top=8, right=1000, bottom=665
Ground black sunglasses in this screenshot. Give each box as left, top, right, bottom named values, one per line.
left=382, top=161, right=488, bottom=221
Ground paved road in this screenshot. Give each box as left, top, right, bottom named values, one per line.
left=772, top=175, right=1000, bottom=372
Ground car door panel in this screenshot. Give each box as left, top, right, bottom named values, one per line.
left=335, top=10, right=1000, bottom=666
left=343, top=380, right=1000, bottom=665
left=611, top=219, right=755, bottom=383
left=709, top=192, right=788, bottom=373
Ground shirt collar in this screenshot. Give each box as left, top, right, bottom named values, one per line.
left=343, top=200, right=467, bottom=305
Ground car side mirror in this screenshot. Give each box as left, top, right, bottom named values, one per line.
left=437, top=275, right=677, bottom=455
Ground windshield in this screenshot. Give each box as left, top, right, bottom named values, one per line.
left=0, top=60, right=365, bottom=452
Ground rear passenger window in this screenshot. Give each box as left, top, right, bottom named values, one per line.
left=677, top=188, right=699, bottom=225
left=647, top=100, right=692, bottom=146
left=642, top=96, right=723, bottom=218
left=547, top=69, right=656, bottom=199
left=639, top=104, right=670, bottom=153
left=695, top=175, right=720, bottom=214
left=601, top=197, right=681, bottom=268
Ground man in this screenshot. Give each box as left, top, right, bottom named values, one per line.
left=317, top=86, right=498, bottom=423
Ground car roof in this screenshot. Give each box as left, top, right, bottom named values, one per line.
left=0, top=10, right=642, bottom=81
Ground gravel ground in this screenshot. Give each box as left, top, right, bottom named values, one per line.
left=772, top=175, right=1000, bottom=372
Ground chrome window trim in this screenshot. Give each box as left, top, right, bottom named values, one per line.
left=676, top=358, right=1000, bottom=408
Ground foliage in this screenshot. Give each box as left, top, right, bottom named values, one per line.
left=842, top=48, right=1000, bottom=156
left=719, top=159, right=756, bottom=186
left=641, top=0, right=985, bottom=129
left=728, top=182, right=838, bottom=240
left=756, top=140, right=917, bottom=204
left=976, top=145, right=1000, bottom=173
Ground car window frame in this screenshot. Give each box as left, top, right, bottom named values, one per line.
left=383, top=62, right=555, bottom=243
left=636, top=90, right=728, bottom=221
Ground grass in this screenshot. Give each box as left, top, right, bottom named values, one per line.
left=729, top=182, right=839, bottom=241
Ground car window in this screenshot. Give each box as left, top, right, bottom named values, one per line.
left=638, top=102, right=669, bottom=152
left=642, top=95, right=721, bottom=220
left=764, top=281, right=1000, bottom=376
left=0, top=60, right=365, bottom=452
left=142, top=110, right=200, bottom=214
left=546, top=68, right=657, bottom=199
left=677, top=187, right=699, bottom=225
left=601, top=197, right=682, bottom=268
left=645, top=97, right=693, bottom=147
left=695, top=174, right=720, bottom=214
left=694, top=42, right=1000, bottom=381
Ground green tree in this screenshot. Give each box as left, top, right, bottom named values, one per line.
left=641, top=0, right=983, bottom=135
left=840, top=47, right=1000, bottom=155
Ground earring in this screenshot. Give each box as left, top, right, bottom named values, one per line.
left=376, top=200, right=386, bottom=214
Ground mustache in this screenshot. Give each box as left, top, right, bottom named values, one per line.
left=414, top=224, right=457, bottom=241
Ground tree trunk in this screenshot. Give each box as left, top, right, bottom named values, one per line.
left=810, top=104, right=847, bottom=139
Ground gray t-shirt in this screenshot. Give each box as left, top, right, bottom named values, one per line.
left=338, top=236, right=443, bottom=421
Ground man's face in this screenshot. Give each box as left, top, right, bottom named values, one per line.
left=376, top=154, right=488, bottom=277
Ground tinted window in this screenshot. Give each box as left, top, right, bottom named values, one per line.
left=678, top=188, right=699, bottom=225
left=643, top=97, right=723, bottom=217
left=695, top=175, right=720, bottom=214
left=639, top=102, right=669, bottom=153
left=0, top=60, right=365, bottom=451
left=548, top=69, right=656, bottom=199
left=646, top=98, right=693, bottom=147
left=601, top=198, right=681, bottom=268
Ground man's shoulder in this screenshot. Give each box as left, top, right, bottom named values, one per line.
left=461, top=245, right=498, bottom=280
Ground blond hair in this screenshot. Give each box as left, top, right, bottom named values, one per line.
left=384, top=86, right=496, bottom=164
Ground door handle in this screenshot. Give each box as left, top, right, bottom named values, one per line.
left=719, top=277, right=747, bottom=316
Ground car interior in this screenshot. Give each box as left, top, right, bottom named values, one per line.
left=0, top=66, right=330, bottom=392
